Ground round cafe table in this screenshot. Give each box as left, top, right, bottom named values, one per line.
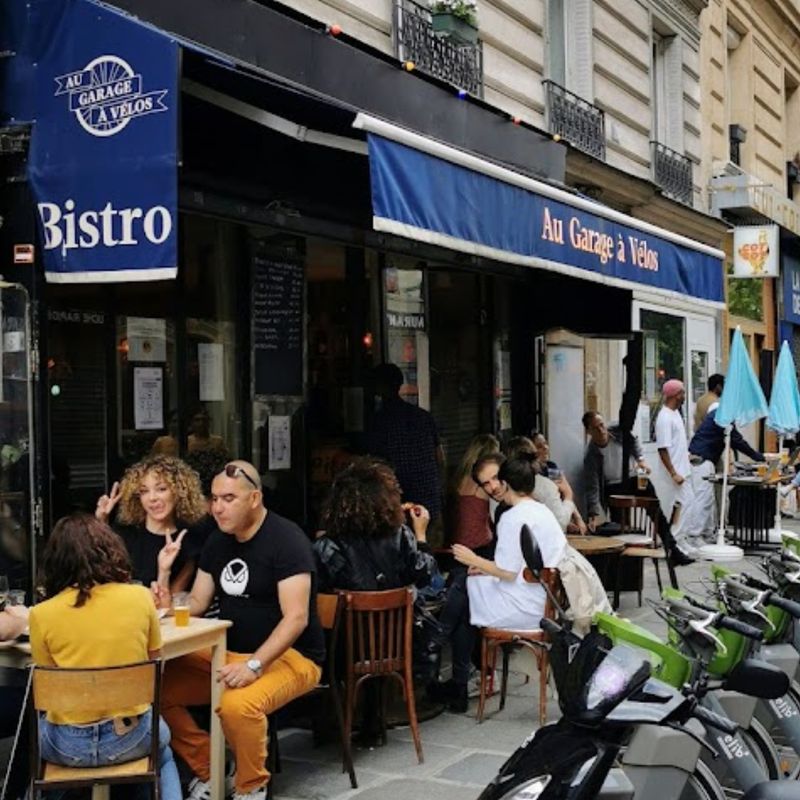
left=567, top=535, right=625, bottom=610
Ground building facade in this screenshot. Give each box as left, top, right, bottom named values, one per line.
left=0, top=0, right=727, bottom=595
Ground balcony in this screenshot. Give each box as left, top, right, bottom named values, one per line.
left=543, top=81, right=605, bottom=160
left=393, top=0, right=483, bottom=97
left=651, top=141, right=693, bottom=205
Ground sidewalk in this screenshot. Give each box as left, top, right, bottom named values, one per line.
left=268, top=519, right=800, bottom=800
left=3, top=522, right=796, bottom=800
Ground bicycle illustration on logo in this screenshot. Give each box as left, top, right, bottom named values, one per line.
left=54, top=54, right=169, bottom=138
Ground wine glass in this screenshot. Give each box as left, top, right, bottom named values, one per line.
left=0, top=575, right=9, bottom=609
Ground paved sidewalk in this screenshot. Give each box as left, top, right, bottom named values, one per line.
left=3, top=520, right=797, bottom=800
left=262, top=521, right=798, bottom=800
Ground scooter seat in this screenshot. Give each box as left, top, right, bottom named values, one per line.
left=742, top=782, right=800, bottom=800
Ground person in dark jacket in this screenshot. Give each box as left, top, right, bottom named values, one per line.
left=314, top=457, right=436, bottom=744
left=314, top=457, right=435, bottom=592
left=686, top=407, right=763, bottom=538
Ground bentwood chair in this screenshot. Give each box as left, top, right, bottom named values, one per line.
left=608, top=494, right=678, bottom=607
left=477, top=568, right=565, bottom=727
left=29, top=660, right=162, bottom=800
left=340, top=587, right=423, bottom=767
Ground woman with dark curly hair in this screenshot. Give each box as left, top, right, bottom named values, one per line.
left=29, top=513, right=181, bottom=800
left=95, top=455, right=208, bottom=592
left=313, top=457, right=436, bottom=592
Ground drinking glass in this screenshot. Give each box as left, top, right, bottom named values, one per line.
left=172, top=592, right=190, bottom=627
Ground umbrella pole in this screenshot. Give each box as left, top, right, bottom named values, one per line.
left=698, top=426, right=744, bottom=561
left=773, top=435, right=784, bottom=541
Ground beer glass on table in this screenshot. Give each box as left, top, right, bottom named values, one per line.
left=173, top=591, right=190, bottom=627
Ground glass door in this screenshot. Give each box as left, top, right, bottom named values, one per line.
left=0, top=282, right=36, bottom=600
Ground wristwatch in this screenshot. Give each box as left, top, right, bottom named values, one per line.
left=246, top=658, right=262, bottom=676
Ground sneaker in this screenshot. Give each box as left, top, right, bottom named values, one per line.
left=186, top=778, right=211, bottom=800
left=232, top=788, right=266, bottom=800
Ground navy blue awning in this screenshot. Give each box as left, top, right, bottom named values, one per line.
left=354, top=114, right=725, bottom=308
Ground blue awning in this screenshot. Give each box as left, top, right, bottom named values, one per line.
left=354, top=114, right=725, bottom=308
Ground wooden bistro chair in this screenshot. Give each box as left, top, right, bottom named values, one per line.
left=29, top=660, right=161, bottom=800
left=265, top=593, right=354, bottom=798
left=341, top=587, right=423, bottom=766
left=608, top=494, right=678, bottom=607
left=477, top=567, right=565, bottom=727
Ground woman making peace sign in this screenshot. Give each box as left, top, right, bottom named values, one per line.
left=96, top=455, right=208, bottom=592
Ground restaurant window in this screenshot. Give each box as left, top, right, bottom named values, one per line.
left=640, top=309, right=684, bottom=439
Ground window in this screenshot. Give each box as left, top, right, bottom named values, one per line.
left=546, top=0, right=593, bottom=98
left=651, top=26, right=682, bottom=150
left=640, top=309, right=685, bottom=436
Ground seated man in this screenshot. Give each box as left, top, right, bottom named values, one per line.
left=158, top=460, right=324, bottom=800
left=581, top=411, right=690, bottom=564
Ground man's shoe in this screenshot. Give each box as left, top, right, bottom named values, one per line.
left=186, top=778, right=211, bottom=800
left=447, top=684, right=469, bottom=713
left=232, top=788, right=266, bottom=800
left=426, top=679, right=459, bottom=703
left=669, top=547, right=695, bottom=566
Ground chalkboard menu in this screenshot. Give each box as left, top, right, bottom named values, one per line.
left=252, top=251, right=304, bottom=396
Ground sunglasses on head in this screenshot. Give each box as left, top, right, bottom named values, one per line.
left=224, top=463, right=259, bottom=490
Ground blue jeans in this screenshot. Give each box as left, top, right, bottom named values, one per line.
left=40, top=710, right=180, bottom=800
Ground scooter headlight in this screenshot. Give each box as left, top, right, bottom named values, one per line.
left=499, top=775, right=551, bottom=800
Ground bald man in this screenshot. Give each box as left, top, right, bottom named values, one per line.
left=159, top=461, right=324, bottom=800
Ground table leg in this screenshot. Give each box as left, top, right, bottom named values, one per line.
left=209, top=633, right=226, bottom=800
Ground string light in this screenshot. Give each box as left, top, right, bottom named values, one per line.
left=457, top=88, right=467, bottom=99
left=511, top=116, right=521, bottom=125
left=403, top=60, right=416, bottom=71
left=327, top=23, right=342, bottom=36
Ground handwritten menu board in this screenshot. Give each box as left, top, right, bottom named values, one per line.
left=252, top=253, right=304, bottom=396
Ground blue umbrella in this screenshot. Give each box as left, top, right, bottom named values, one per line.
left=715, top=328, right=768, bottom=429
left=767, top=341, right=800, bottom=436
left=706, top=327, right=768, bottom=559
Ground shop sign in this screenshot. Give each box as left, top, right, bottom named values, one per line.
left=365, top=134, right=724, bottom=304
left=782, top=252, right=800, bottom=325
left=12, top=0, right=178, bottom=283
left=732, top=225, right=779, bottom=278
left=386, top=311, right=425, bottom=329
left=13, top=245, right=34, bottom=264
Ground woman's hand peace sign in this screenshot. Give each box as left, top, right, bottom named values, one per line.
left=95, top=482, right=121, bottom=523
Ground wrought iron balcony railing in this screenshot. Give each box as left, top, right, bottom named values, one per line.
left=393, top=1, right=483, bottom=97
left=651, top=141, right=693, bottom=205
left=543, top=80, right=605, bottom=160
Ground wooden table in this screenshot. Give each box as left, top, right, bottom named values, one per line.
left=568, top=535, right=625, bottom=609
left=0, top=617, right=232, bottom=800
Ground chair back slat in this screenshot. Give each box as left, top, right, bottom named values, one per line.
left=609, top=495, right=660, bottom=547
left=343, top=587, right=413, bottom=676
left=33, top=661, right=159, bottom=715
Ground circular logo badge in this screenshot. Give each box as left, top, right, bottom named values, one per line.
left=74, top=55, right=136, bottom=138
left=220, top=558, right=249, bottom=597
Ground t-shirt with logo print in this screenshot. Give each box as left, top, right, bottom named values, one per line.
left=199, top=511, right=325, bottom=663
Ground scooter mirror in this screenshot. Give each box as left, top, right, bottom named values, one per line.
left=724, top=659, right=789, bottom=699
left=520, top=524, right=544, bottom=576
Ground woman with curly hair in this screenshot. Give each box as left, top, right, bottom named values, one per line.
left=29, top=513, right=181, bottom=800
left=313, top=457, right=436, bottom=592
left=95, top=455, right=208, bottom=592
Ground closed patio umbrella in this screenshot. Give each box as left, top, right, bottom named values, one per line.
left=699, top=327, right=768, bottom=561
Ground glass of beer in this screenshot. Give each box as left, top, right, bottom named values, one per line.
left=173, top=592, right=190, bottom=627
left=756, top=463, right=768, bottom=478
left=636, top=468, right=648, bottom=491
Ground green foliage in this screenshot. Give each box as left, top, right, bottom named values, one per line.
left=727, top=267, right=764, bottom=321
left=430, top=0, right=478, bottom=25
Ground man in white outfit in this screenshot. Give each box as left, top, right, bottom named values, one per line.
left=651, top=379, right=700, bottom=556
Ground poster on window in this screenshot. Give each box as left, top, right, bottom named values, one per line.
left=198, top=342, right=225, bottom=401
left=133, top=366, right=164, bottom=430
left=128, top=317, right=167, bottom=362
left=268, top=415, right=291, bottom=470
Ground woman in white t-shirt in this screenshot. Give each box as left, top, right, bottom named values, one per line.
left=452, top=455, right=567, bottom=631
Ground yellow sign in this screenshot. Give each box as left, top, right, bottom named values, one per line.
left=732, top=225, right=779, bottom=278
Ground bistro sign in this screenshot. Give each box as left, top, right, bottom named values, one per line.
left=11, top=0, right=179, bottom=283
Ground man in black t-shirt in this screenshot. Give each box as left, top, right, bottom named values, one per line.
left=159, top=460, right=323, bottom=800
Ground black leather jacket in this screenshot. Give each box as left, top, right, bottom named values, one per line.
left=313, top=525, right=436, bottom=593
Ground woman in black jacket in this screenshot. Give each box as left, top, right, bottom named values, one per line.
left=314, top=457, right=435, bottom=592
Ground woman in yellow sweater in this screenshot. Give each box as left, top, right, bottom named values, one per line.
left=29, top=513, right=180, bottom=800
